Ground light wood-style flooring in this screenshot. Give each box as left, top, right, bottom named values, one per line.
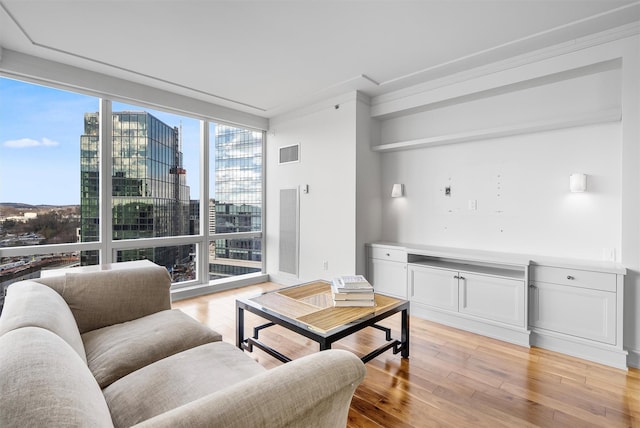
left=173, top=282, right=640, bottom=428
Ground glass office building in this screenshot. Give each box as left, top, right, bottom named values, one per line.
left=80, top=112, right=191, bottom=269
left=210, top=124, right=262, bottom=278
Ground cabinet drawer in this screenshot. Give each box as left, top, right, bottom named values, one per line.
left=369, top=247, right=407, bottom=263
left=531, top=266, right=616, bottom=292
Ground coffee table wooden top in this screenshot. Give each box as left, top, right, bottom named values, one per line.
left=248, top=281, right=404, bottom=333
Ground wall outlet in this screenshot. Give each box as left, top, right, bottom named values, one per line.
left=468, top=199, right=477, bottom=210
left=322, top=260, right=328, bottom=270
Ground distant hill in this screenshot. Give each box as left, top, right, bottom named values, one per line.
left=0, top=203, right=79, bottom=209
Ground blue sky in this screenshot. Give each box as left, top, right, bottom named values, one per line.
left=0, top=77, right=202, bottom=205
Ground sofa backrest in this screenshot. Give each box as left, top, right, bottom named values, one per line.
left=0, top=327, right=114, bottom=428
left=39, top=263, right=172, bottom=334
left=0, top=280, right=87, bottom=363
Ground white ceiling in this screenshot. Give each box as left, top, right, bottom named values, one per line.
left=1, top=0, right=639, bottom=118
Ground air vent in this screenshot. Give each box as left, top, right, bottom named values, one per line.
left=279, top=144, right=300, bottom=164
left=279, top=188, right=299, bottom=276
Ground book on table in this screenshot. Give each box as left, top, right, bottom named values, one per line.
left=331, top=275, right=374, bottom=292
left=331, top=275, right=375, bottom=307
left=333, top=298, right=375, bottom=307
left=331, top=289, right=375, bottom=301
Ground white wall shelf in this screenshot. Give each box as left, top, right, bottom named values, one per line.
left=407, top=257, right=525, bottom=280
left=372, top=108, right=621, bottom=152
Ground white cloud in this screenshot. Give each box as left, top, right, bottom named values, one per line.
left=4, top=137, right=60, bottom=148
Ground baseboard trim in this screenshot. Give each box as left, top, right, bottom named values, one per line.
left=530, top=329, right=628, bottom=370
left=627, top=348, right=640, bottom=369
left=267, top=273, right=303, bottom=287
left=411, top=303, right=531, bottom=348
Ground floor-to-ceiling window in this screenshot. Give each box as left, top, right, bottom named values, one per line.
left=208, top=123, right=263, bottom=280
left=0, top=76, right=265, bottom=307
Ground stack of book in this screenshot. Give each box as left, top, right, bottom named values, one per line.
left=331, top=275, right=375, bottom=307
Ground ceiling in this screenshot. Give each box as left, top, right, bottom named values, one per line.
left=1, top=1, right=639, bottom=118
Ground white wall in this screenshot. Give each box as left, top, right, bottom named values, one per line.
left=381, top=122, right=622, bottom=259
left=619, top=34, right=640, bottom=368
left=377, top=51, right=623, bottom=260
left=267, top=93, right=359, bottom=284
left=355, top=95, right=382, bottom=274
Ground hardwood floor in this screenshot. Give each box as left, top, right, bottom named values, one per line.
left=173, top=282, right=640, bottom=427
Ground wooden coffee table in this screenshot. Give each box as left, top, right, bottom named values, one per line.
left=236, top=281, right=409, bottom=363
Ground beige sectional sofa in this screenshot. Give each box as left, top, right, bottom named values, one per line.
left=0, top=262, right=366, bottom=427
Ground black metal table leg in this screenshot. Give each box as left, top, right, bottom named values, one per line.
left=253, top=322, right=276, bottom=339
left=319, top=338, right=331, bottom=351
left=401, top=307, right=410, bottom=358
left=236, top=304, right=245, bottom=350
left=371, top=324, right=393, bottom=341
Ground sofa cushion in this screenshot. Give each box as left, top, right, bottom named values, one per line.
left=82, top=309, right=223, bottom=388
left=61, top=264, right=172, bottom=333
left=0, top=327, right=114, bottom=428
left=103, top=341, right=265, bottom=428
left=0, top=280, right=87, bottom=363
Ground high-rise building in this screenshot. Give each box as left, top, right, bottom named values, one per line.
left=208, top=199, right=216, bottom=235
left=210, top=124, right=263, bottom=279
left=80, top=112, right=191, bottom=269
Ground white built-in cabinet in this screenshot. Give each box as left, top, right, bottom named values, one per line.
left=405, top=252, right=530, bottom=346
left=528, top=263, right=626, bottom=369
left=366, top=242, right=628, bottom=369
left=366, top=245, right=407, bottom=299
left=408, top=264, right=527, bottom=328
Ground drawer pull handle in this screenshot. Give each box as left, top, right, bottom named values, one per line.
left=386, top=253, right=390, bottom=256
left=567, top=275, right=575, bottom=280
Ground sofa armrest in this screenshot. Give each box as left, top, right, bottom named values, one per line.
left=132, top=349, right=366, bottom=428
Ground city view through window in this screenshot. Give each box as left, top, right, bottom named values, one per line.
left=0, top=78, right=263, bottom=308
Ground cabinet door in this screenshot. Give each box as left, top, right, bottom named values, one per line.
left=529, top=282, right=616, bottom=345
left=368, top=258, right=407, bottom=299
left=408, top=265, right=458, bottom=311
left=459, top=273, right=525, bottom=327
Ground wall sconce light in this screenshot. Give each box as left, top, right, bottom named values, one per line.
left=391, top=183, right=404, bottom=198
left=569, top=173, right=587, bottom=193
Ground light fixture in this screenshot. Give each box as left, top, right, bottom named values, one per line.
left=391, top=183, right=404, bottom=198
left=569, top=173, right=587, bottom=193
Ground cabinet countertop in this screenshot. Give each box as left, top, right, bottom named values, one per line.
left=367, top=242, right=626, bottom=275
